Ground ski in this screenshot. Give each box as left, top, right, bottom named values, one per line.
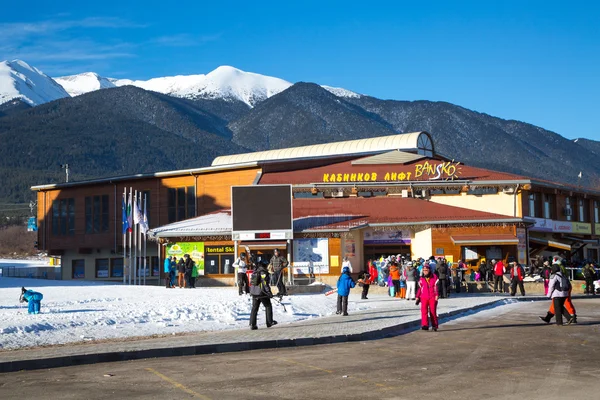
left=325, top=288, right=337, bottom=296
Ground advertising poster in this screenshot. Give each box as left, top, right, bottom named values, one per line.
left=293, top=238, right=329, bottom=274
left=363, top=229, right=411, bottom=244
left=516, top=228, right=527, bottom=264
left=344, top=238, right=356, bottom=257
left=166, top=242, right=205, bottom=275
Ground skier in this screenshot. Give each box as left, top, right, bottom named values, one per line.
left=509, top=262, right=526, bottom=296
left=233, top=252, right=249, bottom=295
left=544, top=262, right=572, bottom=326
left=416, top=264, right=439, bottom=331
left=20, top=287, right=44, bottom=314
left=336, top=266, right=356, bottom=315
left=582, top=261, right=597, bottom=295
left=540, top=260, right=551, bottom=295
left=404, top=261, right=418, bottom=301
left=249, top=260, right=277, bottom=330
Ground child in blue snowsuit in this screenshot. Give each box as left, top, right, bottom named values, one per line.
left=20, top=287, right=43, bottom=314
left=336, top=266, right=355, bottom=316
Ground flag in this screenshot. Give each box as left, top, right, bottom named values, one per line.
left=122, top=198, right=129, bottom=234
left=578, top=171, right=582, bottom=179
left=126, top=191, right=133, bottom=232
left=140, top=203, right=149, bottom=234
left=133, top=196, right=142, bottom=225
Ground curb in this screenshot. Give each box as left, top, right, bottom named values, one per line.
left=0, top=296, right=543, bottom=373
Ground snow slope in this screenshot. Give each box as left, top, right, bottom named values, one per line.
left=54, top=72, right=116, bottom=97
left=0, top=60, right=70, bottom=106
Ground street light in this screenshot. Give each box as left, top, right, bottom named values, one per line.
left=60, top=164, right=69, bottom=183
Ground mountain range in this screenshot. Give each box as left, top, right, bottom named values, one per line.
left=0, top=59, right=598, bottom=206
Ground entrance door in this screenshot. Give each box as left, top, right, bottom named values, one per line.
left=364, top=245, right=411, bottom=266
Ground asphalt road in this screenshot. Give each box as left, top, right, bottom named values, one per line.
left=1, top=298, right=599, bottom=400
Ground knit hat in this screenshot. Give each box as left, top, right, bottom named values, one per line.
left=342, top=266, right=350, bottom=274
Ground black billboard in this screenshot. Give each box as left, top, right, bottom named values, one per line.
left=231, top=185, right=293, bottom=232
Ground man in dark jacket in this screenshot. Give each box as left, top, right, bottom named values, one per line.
left=509, top=262, right=526, bottom=296
left=436, top=262, right=449, bottom=298
left=249, top=261, right=277, bottom=330
left=269, top=248, right=288, bottom=296
left=582, top=262, right=597, bottom=295
left=184, top=254, right=194, bottom=289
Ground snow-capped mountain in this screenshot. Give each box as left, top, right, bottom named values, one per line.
left=54, top=72, right=116, bottom=97
left=0, top=60, right=70, bottom=106
left=1, top=60, right=360, bottom=109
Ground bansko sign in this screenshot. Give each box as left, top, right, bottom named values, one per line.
left=322, top=161, right=462, bottom=183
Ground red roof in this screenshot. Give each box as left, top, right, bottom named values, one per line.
left=260, top=156, right=527, bottom=185
left=292, top=197, right=518, bottom=231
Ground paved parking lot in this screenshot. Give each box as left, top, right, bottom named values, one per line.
left=1, top=298, right=599, bottom=400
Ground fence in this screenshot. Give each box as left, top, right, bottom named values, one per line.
left=0, top=266, right=58, bottom=280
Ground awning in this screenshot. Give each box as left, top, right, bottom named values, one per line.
left=529, top=237, right=571, bottom=251
left=451, top=234, right=519, bottom=246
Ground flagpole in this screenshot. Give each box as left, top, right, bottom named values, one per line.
left=143, top=193, right=147, bottom=286
left=122, top=188, right=127, bottom=285
left=134, top=190, right=138, bottom=286
left=128, top=187, right=133, bottom=285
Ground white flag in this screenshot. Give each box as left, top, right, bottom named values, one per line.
left=140, top=206, right=149, bottom=234
left=133, top=198, right=142, bottom=225
left=578, top=171, right=582, bottom=179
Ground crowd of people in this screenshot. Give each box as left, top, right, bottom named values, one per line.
left=162, top=254, right=199, bottom=289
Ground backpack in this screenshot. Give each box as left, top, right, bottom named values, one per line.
left=249, top=270, right=263, bottom=296
left=555, top=273, right=571, bottom=292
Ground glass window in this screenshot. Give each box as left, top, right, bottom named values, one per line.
left=578, top=199, right=588, bottom=222
left=72, top=259, right=85, bottom=279
left=151, top=256, right=160, bottom=276
left=96, top=259, right=109, bottom=278
left=543, top=194, right=553, bottom=219
left=187, top=186, right=195, bottom=218
left=68, top=199, right=75, bottom=236
left=528, top=194, right=537, bottom=218
left=52, top=200, right=59, bottom=235
left=177, top=187, right=186, bottom=221
left=101, top=195, right=109, bottom=232
left=565, top=197, right=572, bottom=221
left=60, top=199, right=68, bottom=235
left=85, top=197, right=93, bottom=233
left=53, top=198, right=75, bottom=236
left=595, top=201, right=599, bottom=223
left=167, top=188, right=177, bottom=223
left=111, top=258, right=124, bottom=278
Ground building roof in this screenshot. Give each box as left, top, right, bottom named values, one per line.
left=211, top=132, right=434, bottom=167
left=259, top=156, right=529, bottom=186
left=149, top=197, right=523, bottom=238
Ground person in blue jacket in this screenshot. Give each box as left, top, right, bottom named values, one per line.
left=19, top=287, right=43, bottom=314
left=336, top=266, right=356, bottom=316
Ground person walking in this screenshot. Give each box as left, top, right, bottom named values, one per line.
left=359, top=270, right=371, bottom=300
left=163, top=255, right=172, bottom=288
left=416, top=264, right=439, bottom=331
left=184, top=254, right=194, bottom=288
left=190, top=260, right=199, bottom=288
left=546, top=262, right=572, bottom=326
left=492, top=259, right=505, bottom=293
left=269, top=249, right=288, bottom=296
left=540, top=260, right=551, bottom=295
left=336, top=266, right=356, bottom=315
left=582, top=261, right=597, bottom=295
left=510, top=262, right=526, bottom=296
left=405, top=261, right=418, bottom=301
left=390, top=262, right=401, bottom=298
left=234, top=252, right=250, bottom=295
left=249, top=260, right=277, bottom=330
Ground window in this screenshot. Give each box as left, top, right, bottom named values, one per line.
left=595, top=201, right=599, bottom=223
left=528, top=193, right=539, bottom=218
left=151, top=256, right=160, bottom=276
left=578, top=198, right=588, bottom=222
left=167, top=186, right=195, bottom=223
left=72, top=259, right=85, bottom=279
left=111, top=258, right=124, bottom=278
left=543, top=194, right=554, bottom=219
left=565, top=197, right=572, bottom=221
left=96, top=259, right=109, bottom=278
left=52, top=199, right=75, bottom=236
left=85, top=195, right=109, bottom=234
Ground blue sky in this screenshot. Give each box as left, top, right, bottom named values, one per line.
left=1, top=0, right=599, bottom=140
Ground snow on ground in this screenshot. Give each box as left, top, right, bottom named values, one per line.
left=0, top=278, right=384, bottom=350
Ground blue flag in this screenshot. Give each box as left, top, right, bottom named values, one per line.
left=122, top=198, right=130, bottom=234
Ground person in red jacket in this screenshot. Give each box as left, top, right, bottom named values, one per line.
left=368, top=260, right=378, bottom=287
left=416, top=264, right=439, bottom=331
left=492, top=259, right=505, bottom=293
left=509, top=261, right=526, bottom=296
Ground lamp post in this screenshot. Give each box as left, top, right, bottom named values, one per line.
left=60, top=164, right=69, bottom=183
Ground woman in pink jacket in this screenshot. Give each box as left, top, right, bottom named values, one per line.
left=416, top=264, right=439, bottom=331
